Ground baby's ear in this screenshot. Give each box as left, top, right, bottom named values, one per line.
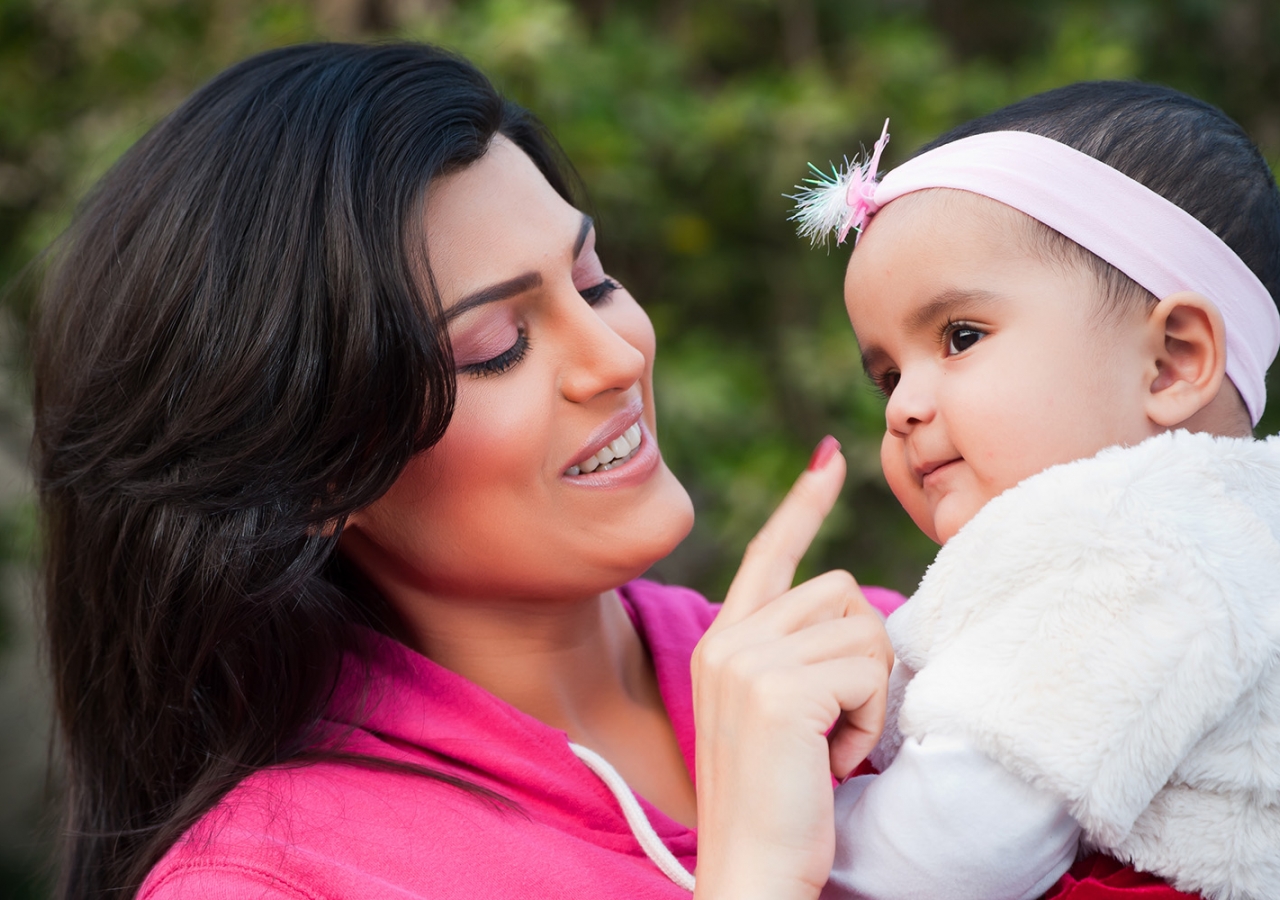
left=1143, top=291, right=1227, bottom=427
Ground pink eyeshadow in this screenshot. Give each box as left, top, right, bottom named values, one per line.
left=451, top=314, right=520, bottom=367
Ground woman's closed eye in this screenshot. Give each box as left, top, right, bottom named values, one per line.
left=579, top=278, right=620, bottom=306
left=459, top=330, right=529, bottom=376
left=455, top=273, right=621, bottom=377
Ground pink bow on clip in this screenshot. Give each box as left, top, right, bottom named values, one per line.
left=789, top=118, right=891, bottom=247
left=840, top=118, right=890, bottom=244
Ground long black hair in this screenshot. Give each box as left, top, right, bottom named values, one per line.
left=33, top=42, right=575, bottom=899
left=920, top=81, right=1280, bottom=311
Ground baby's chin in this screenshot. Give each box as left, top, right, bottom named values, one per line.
left=927, top=498, right=985, bottom=546
left=891, top=479, right=982, bottom=546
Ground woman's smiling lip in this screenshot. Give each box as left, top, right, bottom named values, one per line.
left=567, top=398, right=644, bottom=470
left=562, top=398, right=659, bottom=488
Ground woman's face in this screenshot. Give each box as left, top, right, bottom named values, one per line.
left=341, top=137, right=694, bottom=607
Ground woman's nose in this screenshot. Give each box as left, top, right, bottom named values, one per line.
left=884, top=367, right=936, bottom=436
left=557, top=295, right=647, bottom=402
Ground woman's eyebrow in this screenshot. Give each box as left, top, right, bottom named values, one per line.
left=574, top=214, right=594, bottom=257
left=446, top=272, right=543, bottom=321
left=445, top=215, right=595, bottom=322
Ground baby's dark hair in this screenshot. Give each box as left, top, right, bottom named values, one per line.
left=920, top=81, right=1280, bottom=319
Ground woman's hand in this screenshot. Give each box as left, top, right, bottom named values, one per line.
left=692, top=438, right=893, bottom=900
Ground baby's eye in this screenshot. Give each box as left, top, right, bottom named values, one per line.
left=945, top=326, right=985, bottom=356
left=873, top=370, right=900, bottom=397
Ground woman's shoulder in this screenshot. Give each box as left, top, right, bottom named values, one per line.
left=141, top=746, right=700, bottom=900
left=141, top=751, right=661, bottom=900
left=139, top=756, right=499, bottom=900
left=141, top=857, right=321, bottom=900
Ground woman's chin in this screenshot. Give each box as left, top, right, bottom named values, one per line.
left=602, top=474, right=695, bottom=586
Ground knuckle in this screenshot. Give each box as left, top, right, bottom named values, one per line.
left=723, top=645, right=759, bottom=683
left=826, top=568, right=858, bottom=594
left=694, top=634, right=728, bottom=672
left=743, top=528, right=775, bottom=560
left=742, top=527, right=768, bottom=555
left=842, top=614, right=892, bottom=658
left=790, top=476, right=823, bottom=506
left=745, top=670, right=794, bottom=719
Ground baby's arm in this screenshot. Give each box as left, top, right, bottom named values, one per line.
left=823, top=732, right=1080, bottom=900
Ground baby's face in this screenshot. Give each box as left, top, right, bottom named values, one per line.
left=845, top=189, right=1160, bottom=544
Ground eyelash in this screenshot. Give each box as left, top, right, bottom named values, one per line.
left=868, top=319, right=986, bottom=397
left=459, top=279, right=621, bottom=377
left=871, top=370, right=899, bottom=398
left=941, top=318, right=986, bottom=355
left=580, top=278, right=620, bottom=306
left=460, top=330, right=529, bottom=377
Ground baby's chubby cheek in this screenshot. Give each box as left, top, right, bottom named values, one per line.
left=880, top=431, right=941, bottom=544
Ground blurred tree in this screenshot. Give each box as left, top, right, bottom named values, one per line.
left=1, top=1, right=1278, bottom=895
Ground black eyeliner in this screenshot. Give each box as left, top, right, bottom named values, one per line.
left=460, top=331, right=530, bottom=376
left=580, top=278, right=620, bottom=306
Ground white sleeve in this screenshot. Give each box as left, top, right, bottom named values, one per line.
left=821, top=733, right=1081, bottom=900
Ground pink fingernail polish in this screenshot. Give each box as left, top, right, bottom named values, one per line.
left=807, top=435, right=841, bottom=471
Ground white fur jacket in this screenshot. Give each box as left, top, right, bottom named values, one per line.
left=870, top=430, right=1280, bottom=900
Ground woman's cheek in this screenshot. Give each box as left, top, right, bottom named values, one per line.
left=609, top=292, right=657, bottom=366
left=444, top=377, right=539, bottom=467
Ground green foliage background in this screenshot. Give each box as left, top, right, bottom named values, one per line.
left=1, top=0, right=1278, bottom=895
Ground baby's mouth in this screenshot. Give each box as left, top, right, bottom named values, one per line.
left=566, top=423, right=642, bottom=476
left=919, top=458, right=962, bottom=483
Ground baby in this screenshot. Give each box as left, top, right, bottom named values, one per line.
left=794, top=82, right=1280, bottom=900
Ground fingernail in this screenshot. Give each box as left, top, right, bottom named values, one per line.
left=807, top=435, right=841, bottom=471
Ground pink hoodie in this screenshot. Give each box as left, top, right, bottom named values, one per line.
left=140, top=579, right=905, bottom=900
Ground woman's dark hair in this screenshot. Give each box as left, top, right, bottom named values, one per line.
left=920, top=81, right=1280, bottom=314
left=33, top=42, right=575, bottom=900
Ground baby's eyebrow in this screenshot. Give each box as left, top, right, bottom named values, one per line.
left=859, top=345, right=891, bottom=380
left=856, top=287, right=1003, bottom=379
left=906, top=287, right=1002, bottom=334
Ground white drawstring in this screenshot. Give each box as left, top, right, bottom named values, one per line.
left=568, top=742, right=696, bottom=892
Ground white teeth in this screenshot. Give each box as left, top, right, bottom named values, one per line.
left=565, top=421, right=645, bottom=476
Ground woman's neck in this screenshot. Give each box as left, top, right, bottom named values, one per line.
left=393, top=585, right=698, bottom=827
left=399, top=589, right=656, bottom=736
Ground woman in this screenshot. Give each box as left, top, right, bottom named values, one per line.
left=34, top=42, right=895, bottom=900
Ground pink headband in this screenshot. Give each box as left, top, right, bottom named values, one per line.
left=792, top=127, right=1280, bottom=424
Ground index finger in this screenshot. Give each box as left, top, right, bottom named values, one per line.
left=719, top=436, right=846, bottom=626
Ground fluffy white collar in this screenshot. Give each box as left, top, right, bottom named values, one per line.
left=873, top=430, right=1280, bottom=900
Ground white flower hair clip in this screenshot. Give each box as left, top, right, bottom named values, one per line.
left=789, top=118, right=890, bottom=247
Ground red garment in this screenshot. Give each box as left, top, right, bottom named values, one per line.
left=1044, top=855, right=1202, bottom=899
